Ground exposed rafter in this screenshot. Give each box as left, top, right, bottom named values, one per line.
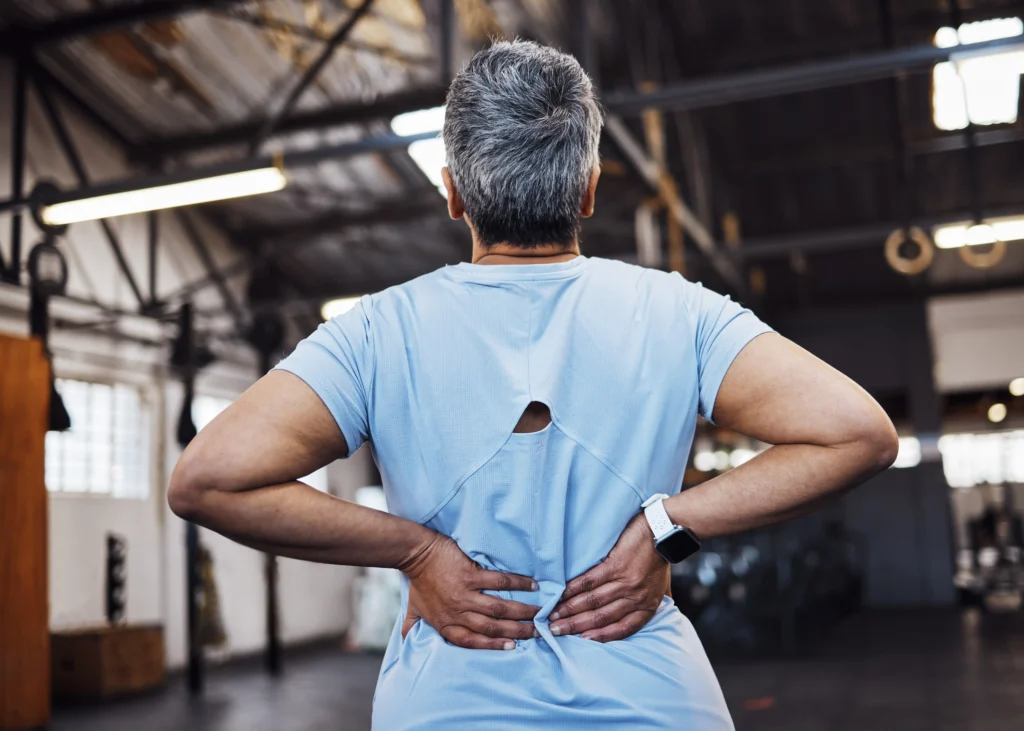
left=602, top=36, right=1024, bottom=117
left=132, top=86, right=449, bottom=161
left=0, top=0, right=252, bottom=47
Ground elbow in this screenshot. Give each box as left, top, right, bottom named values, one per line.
left=167, top=453, right=208, bottom=523
left=854, top=411, right=900, bottom=475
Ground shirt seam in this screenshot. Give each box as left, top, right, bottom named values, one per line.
left=552, top=424, right=647, bottom=503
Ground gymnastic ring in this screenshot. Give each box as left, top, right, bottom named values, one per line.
left=958, top=239, right=1006, bottom=269
left=884, top=227, right=933, bottom=276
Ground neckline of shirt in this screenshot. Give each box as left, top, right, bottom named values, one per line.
left=446, top=256, right=590, bottom=281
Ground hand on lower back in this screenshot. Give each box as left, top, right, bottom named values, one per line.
left=549, top=513, right=670, bottom=642
left=400, top=534, right=541, bottom=650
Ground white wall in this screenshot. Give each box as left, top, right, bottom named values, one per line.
left=0, top=58, right=374, bottom=669
left=928, top=290, right=1024, bottom=393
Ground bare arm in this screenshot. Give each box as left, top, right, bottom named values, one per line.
left=168, top=370, right=539, bottom=650
left=664, top=332, right=899, bottom=537
left=550, top=332, right=897, bottom=641
left=168, top=371, right=431, bottom=568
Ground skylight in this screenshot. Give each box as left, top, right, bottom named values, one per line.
left=391, top=106, right=447, bottom=197
left=932, top=17, right=1024, bottom=131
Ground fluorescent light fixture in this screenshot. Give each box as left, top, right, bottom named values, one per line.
left=988, top=402, right=1008, bottom=423
left=392, top=106, right=446, bottom=197
left=933, top=215, right=1024, bottom=249
left=321, top=296, right=363, bottom=321
left=41, top=167, right=287, bottom=226
left=1011, top=378, right=1024, bottom=397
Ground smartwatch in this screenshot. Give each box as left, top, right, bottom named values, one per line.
left=641, top=493, right=701, bottom=564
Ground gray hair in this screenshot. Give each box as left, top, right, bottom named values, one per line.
left=443, top=40, right=603, bottom=248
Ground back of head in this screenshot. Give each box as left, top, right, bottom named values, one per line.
left=443, top=40, right=603, bottom=248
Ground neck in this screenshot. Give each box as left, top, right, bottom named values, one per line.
left=471, top=241, right=580, bottom=265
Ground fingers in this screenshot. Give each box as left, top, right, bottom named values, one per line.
left=474, top=569, right=539, bottom=593
left=468, top=594, right=541, bottom=622
left=461, top=612, right=538, bottom=642
left=551, top=581, right=626, bottom=620
left=549, top=598, right=636, bottom=637
left=579, top=610, right=653, bottom=643
left=401, top=608, right=419, bottom=639
left=442, top=625, right=521, bottom=651
left=559, top=560, right=615, bottom=603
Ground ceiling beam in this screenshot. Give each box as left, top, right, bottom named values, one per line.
left=133, top=86, right=449, bottom=162
left=232, top=195, right=446, bottom=242
left=603, top=36, right=1024, bottom=117
left=0, top=0, right=252, bottom=47
left=740, top=204, right=1024, bottom=260
left=735, top=128, right=1024, bottom=178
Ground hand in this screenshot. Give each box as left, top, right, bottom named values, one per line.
left=549, top=513, right=670, bottom=642
left=399, top=533, right=541, bottom=650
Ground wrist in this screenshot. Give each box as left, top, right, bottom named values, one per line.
left=394, top=525, right=443, bottom=578
left=663, top=491, right=704, bottom=542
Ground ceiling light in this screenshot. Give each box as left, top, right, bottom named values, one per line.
left=1010, top=378, right=1024, bottom=397
left=933, top=216, right=1024, bottom=249
left=988, top=403, right=1008, bottom=423
left=392, top=106, right=446, bottom=197
left=321, top=296, right=363, bottom=321
left=41, top=167, right=287, bottom=226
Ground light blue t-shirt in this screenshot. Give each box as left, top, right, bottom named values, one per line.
left=277, top=256, right=771, bottom=730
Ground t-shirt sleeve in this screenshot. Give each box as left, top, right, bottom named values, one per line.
left=679, top=276, right=774, bottom=423
left=273, top=299, right=374, bottom=457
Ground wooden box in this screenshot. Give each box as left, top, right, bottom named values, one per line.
left=51, top=625, right=165, bottom=702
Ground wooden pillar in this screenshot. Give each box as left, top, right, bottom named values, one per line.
left=0, top=334, right=51, bottom=729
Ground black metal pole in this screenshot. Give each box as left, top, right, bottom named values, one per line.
left=185, top=518, right=204, bottom=692
left=174, top=302, right=204, bottom=694
left=8, top=53, right=28, bottom=284
left=265, top=552, right=281, bottom=675
left=148, top=211, right=159, bottom=305
left=250, top=0, right=375, bottom=154
left=948, top=0, right=985, bottom=225
left=439, top=0, right=453, bottom=84
left=878, top=0, right=916, bottom=232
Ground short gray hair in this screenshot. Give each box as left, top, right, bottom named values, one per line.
left=443, top=40, right=603, bottom=247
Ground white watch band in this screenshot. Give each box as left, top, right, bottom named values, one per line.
left=641, top=493, right=675, bottom=541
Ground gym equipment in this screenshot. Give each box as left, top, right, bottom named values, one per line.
left=672, top=522, right=865, bottom=657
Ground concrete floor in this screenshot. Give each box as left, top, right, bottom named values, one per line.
left=50, top=609, right=1024, bottom=731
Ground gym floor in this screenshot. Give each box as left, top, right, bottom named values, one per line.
left=51, top=609, right=1024, bottom=731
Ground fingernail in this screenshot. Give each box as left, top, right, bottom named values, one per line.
left=550, top=611, right=561, bottom=620
left=530, top=581, right=539, bottom=591
left=551, top=626, right=562, bottom=636
left=503, top=641, right=515, bottom=651
left=581, top=633, right=594, bottom=641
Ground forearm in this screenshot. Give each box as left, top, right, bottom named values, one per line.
left=666, top=440, right=889, bottom=539
left=174, top=480, right=436, bottom=571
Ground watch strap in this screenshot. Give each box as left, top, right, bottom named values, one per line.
left=642, top=494, right=675, bottom=541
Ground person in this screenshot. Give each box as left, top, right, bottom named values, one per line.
left=169, top=40, right=898, bottom=730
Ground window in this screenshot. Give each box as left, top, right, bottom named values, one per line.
left=45, top=379, right=150, bottom=498
left=932, top=18, right=1024, bottom=131
left=939, top=430, right=1024, bottom=487
left=192, top=394, right=329, bottom=491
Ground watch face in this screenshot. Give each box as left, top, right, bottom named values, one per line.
left=656, top=527, right=701, bottom=564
